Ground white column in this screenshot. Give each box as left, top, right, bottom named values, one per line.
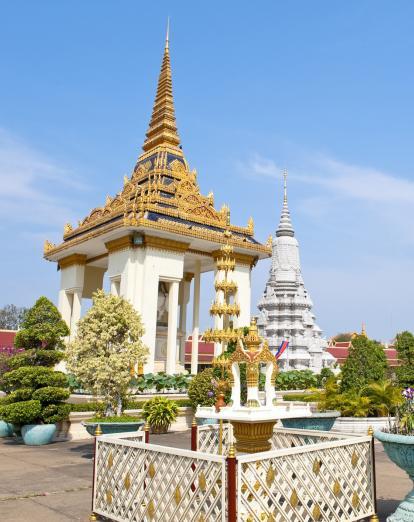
left=69, top=289, right=82, bottom=340
left=233, top=263, right=252, bottom=328
left=166, top=280, right=179, bottom=375
left=191, top=261, right=201, bottom=375
left=58, top=289, right=72, bottom=328
left=141, top=273, right=159, bottom=374
left=179, top=276, right=191, bottom=365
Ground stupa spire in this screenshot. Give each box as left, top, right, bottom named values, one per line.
left=276, top=169, right=294, bottom=237
left=142, top=21, right=181, bottom=154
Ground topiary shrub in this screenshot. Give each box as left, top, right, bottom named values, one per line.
left=340, top=335, right=388, bottom=392
left=0, top=297, right=70, bottom=429
left=142, top=396, right=179, bottom=433
left=188, top=368, right=217, bottom=410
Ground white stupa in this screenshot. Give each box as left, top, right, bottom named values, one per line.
left=257, top=172, right=335, bottom=372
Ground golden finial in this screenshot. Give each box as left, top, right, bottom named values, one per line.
left=64, top=223, right=73, bottom=234
left=367, top=426, right=374, bottom=436
left=89, top=514, right=98, bottom=521
left=244, top=318, right=261, bottom=353
left=247, top=216, right=254, bottom=234
left=165, top=17, right=170, bottom=50
left=105, top=195, right=112, bottom=206
left=228, top=444, right=236, bottom=458
left=144, top=421, right=150, bottom=432
left=361, top=322, right=367, bottom=337
left=44, top=239, right=55, bottom=254
left=192, top=417, right=197, bottom=427
left=94, top=424, right=102, bottom=436
left=123, top=175, right=129, bottom=186
left=141, top=21, right=181, bottom=155
left=266, top=234, right=273, bottom=249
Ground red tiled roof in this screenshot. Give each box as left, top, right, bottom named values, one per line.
left=0, top=330, right=17, bottom=350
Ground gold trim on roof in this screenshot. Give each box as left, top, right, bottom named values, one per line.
left=58, top=253, right=87, bottom=269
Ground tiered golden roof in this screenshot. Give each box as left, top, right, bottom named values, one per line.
left=44, top=30, right=271, bottom=260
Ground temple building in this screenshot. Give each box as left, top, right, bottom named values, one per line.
left=44, top=31, right=271, bottom=374
left=257, top=173, right=335, bottom=372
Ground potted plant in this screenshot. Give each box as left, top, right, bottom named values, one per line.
left=66, top=290, right=148, bottom=435
left=0, top=297, right=71, bottom=445
left=375, top=387, right=414, bottom=521
left=142, top=396, right=178, bottom=434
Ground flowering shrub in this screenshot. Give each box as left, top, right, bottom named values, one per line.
left=392, top=387, right=414, bottom=435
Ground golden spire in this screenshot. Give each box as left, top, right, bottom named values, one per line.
left=142, top=21, right=181, bottom=154
left=361, top=322, right=367, bottom=337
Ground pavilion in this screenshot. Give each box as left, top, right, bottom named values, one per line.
left=44, top=30, right=270, bottom=374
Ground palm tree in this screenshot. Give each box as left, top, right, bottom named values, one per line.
left=362, top=381, right=403, bottom=417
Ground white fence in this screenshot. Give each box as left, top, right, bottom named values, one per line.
left=92, top=427, right=376, bottom=522
left=93, top=432, right=227, bottom=522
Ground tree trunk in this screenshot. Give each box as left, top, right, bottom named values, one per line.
left=116, top=395, right=122, bottom=417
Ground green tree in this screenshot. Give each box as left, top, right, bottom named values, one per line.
left=395, top=331, right=414, bottom=387
left=340, top=335, right=388, bottom=392
left=0, top=297, right=70, bottom=426
left=14, top=296, right=69, bottom=350
left=0, top=304, right=28, bottom=330
left=65, top=290, right=148, bottom=416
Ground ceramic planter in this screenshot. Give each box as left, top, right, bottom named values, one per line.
left=0, top=420, right=13, bottom=437
left=82, top=421, right=144, bottom=436
left=281, top=411, right=341, bottom=431
left=21, top=424, right=57, bottom=445
left=375, top=430, right=414, bottom=521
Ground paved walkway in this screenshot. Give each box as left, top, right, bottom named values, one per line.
left=0, top=434, right=410, bottom=521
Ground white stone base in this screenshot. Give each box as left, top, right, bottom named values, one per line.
left=332, top=416, right=394, bottom=434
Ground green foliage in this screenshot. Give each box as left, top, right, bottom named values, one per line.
left=1, top=400, right=42, bottom=425
left=316, top=368, right=335, bottom=387
left=0, top=297, right=70, bottom=427
left=395, top=331, right=414, bottom=388
left=66, top=290, right=148, bottom=416
left=131, top=373, right=191, bottom=393
left=6, top=388, right=34, bottom=403
left=362, top=381, right=403, bottom=417
left=8, top=349, right=64, bottom=370
left=333, top=332, right=353, bottom=342
left=32, top=386, right=70, bottom=404
left=68, top=397, right=192, bottom=413
left=187, top=368, right=216, bottom=409
left=142, top=397, right=178, bottom=432
left=14, top=297, right=69, bottom=350
left=282, top=393, right=317, bottom=402
left=88, top=414, right=141, bottom=423
left=41, top=403, right=72, bottom=424
left=275, top=370, right=318, bottom=390
left=316, top=377, right=402, bottom=417
left=340, top=335, right=388, bottom=392
left=2, top=367, right=68, bottom=391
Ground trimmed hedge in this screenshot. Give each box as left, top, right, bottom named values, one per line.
left=69, top=398, right=192, bottom=413
left=282, top=393, right=317, bottom=402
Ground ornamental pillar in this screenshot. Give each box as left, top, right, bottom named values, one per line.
left=69, top=289, right=82, bottom=340
left=213, top=267, right=224, bottom=356
left=166, top=280, right=180, bottom=375
left=179, top=273, right=192, bottom=365
left=191, top=261, right=201, bottom=375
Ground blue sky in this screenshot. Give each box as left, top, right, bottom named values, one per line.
left=1, top=1, right=414, bottom=342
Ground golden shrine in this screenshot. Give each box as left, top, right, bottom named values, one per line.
left=44, top=28, right=271, bottom=374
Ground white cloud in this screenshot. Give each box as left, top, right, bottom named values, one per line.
left=245, top=151, right=414, bottom=204
left=0, top=129, right=88, bottom=229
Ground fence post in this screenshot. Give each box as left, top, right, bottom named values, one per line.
left=227, top=444, right=237, bottom=522
left=368, top=426, right=379, bottom=522
left=144, top=421, right=150, bottom=443
left=89, top=424, right=102, bottom=521
left=191, top=417, right=198, bottom=451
